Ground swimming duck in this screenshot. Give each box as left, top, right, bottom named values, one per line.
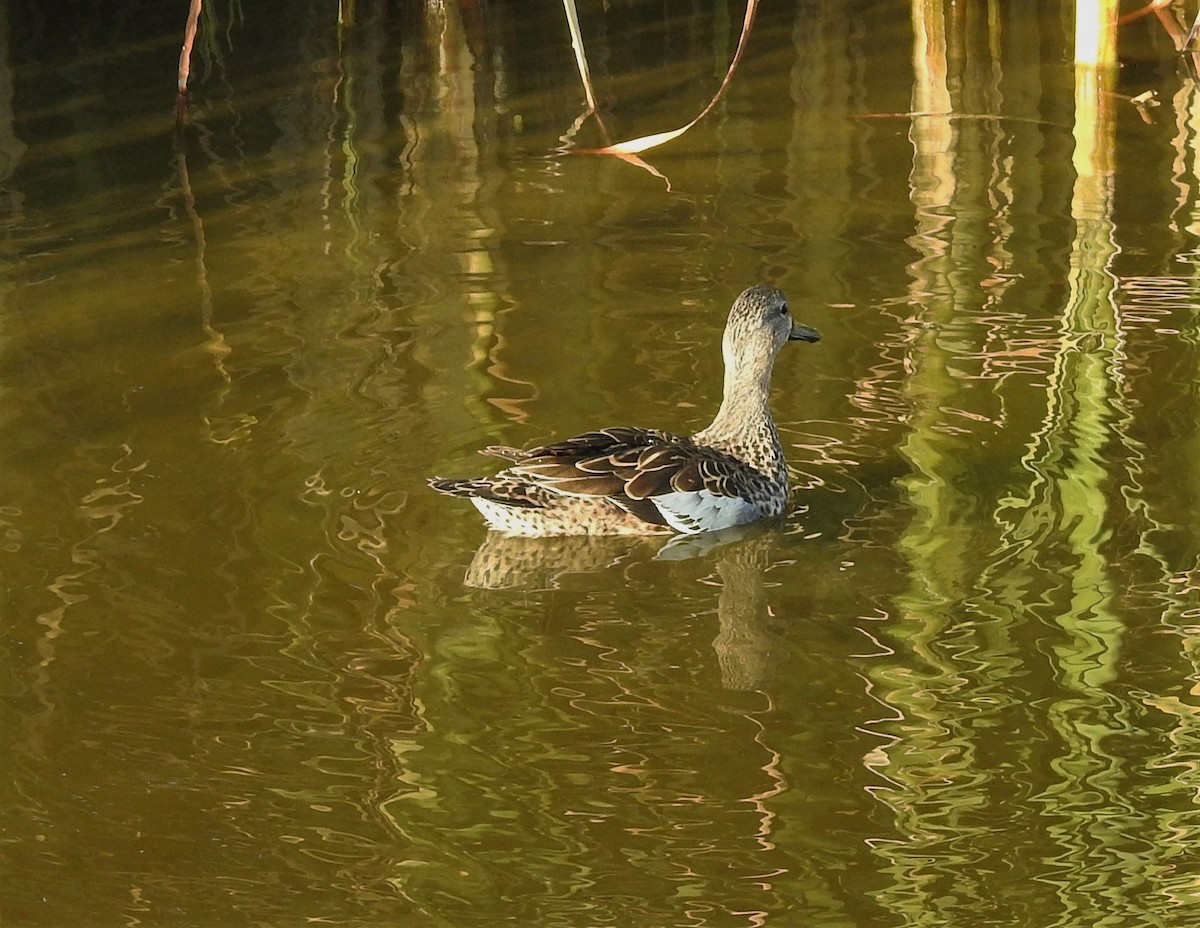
left=428, top=284, right=820, bottom=535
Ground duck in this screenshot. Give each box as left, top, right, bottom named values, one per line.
left=428, top=284, right=821, bottom=536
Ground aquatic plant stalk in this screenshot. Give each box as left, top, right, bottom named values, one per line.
left=1116, top=0, right=1173, bottom=27
left=178, top=0, right=203, bottom=93
left=580, top=0, right=759, bottom=156
left=561, top=0, right=598, bottom=113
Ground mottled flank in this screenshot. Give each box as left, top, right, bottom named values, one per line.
left=429, top=284, right=821, bottom=535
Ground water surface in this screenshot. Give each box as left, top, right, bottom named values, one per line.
left=4, top=2, right=1200, bottom=926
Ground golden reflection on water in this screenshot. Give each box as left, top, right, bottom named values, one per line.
left=861, top=4, right=1200, bottom=926
left=6, top=3, right=1200, bottom=927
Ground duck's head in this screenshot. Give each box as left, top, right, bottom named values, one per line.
left=722, top=284, right=820, bottom=375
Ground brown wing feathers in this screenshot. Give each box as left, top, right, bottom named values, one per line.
left=509, top=427, right=745, bottom=502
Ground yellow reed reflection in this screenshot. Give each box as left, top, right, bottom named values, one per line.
left=861, top=4, right=1179, bottom=924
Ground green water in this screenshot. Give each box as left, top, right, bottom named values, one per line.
left=4, top=2, right=1200, bottom=925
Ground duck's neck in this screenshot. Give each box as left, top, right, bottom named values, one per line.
left=692, top=357, right=786, bottom=479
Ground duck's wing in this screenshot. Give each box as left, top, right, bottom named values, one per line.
left=512, top=426, right=771, bottom=503
left=430, top=429, right=676, bottom=511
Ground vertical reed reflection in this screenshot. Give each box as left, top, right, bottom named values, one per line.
left=862, top=4, right=1150, bottom=923
left=993, top=56, right=1146, bottom=928
left=866, top=4, right=1002, bottom=918
left=1118, top=52, right=1200, bottom=916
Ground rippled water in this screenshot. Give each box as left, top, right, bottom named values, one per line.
left=4, top=2, right=1200, bottom=926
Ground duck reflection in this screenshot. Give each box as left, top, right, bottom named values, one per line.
left=459, top=522, right=785, bottom=690
left=710, top=534, right=779, bottom=691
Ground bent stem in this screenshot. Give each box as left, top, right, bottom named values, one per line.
left=582, top=0, right=759, bottom=156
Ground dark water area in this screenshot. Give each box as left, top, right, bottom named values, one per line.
left=3, top=1, right=1200, bottom=925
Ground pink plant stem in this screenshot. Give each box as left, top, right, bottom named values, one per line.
left=178, top=0, right=203, bottom=94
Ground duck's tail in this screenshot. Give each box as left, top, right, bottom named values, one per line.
left=428, top=476, right=485, bottom=497
left=427, top=476, right=542, bottom=509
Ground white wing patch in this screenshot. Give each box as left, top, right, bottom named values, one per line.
left=651, top=490, right=760, bottom=534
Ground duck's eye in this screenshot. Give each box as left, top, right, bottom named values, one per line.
left=779, top=303, right=789, bottom=316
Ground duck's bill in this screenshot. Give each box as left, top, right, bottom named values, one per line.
left=789, top=324, right=821, bottom=343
